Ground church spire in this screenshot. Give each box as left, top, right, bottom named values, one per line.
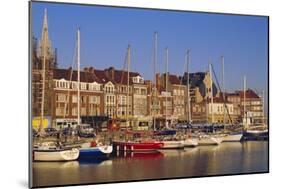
left=38, top=8, right=54, bottom=63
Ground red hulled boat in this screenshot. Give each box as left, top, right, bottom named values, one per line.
left=113, top=141, right=164, bottom=152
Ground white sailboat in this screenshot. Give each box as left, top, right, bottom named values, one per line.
left=183, top=50, right=198, bottom=147
left=198, top=62, right=223, bottom=146
left=221, top=56, right=243, bottom=142
left=160, top=47, right=185, bottom=149
left=34, top=142, right=79, bottom=161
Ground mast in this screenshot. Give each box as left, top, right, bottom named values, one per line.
left=262, top=90, right=265, bottom=126
left=222, top=56, right=226, bottom=127
left=126, top=44, right=131, bottom=129
left=186, top=50, right=191, bottom=124
left=205, top=83, right=208, bottom=123
left=153, top=32, right=158, bottom=131
left=77, top=28, right=80, bottom=126
left=39, top=9, right=48, bottom=133
left=209, top=61, right=214, bottom=124
left=165, top=47, right=169, bottom=128
left=243, top=75, right=247, bottom=129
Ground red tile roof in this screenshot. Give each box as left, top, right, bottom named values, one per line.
left=238, top=89, right=260, bottom=99
left=53, top=67, right=142, bottom=85
left=53, top=68, right=101, bottom=83
left=169, top=74, right=181, bottom=85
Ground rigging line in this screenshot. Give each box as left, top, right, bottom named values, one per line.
left=63, top=38, right=78, bottom=119
left=210, top=63, right=234, bottom=126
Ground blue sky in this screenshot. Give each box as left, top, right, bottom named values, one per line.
left=31, top=2, right=268, bottom=95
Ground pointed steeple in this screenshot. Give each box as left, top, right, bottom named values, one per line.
left=38, top=8, right=54, bottom=63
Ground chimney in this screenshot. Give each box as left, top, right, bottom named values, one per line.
left=89, top=67, right=94, bottom=73
left=156, top=73, right=161, bottom=90
left=105, top=67, right=115, bottom=80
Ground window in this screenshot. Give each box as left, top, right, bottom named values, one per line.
left=56, top=94, right=68, bottom=102
left=81, top=96, right=87, bottom=103
left=89, top=96, right=100, bottom=104
left=81, top=83, right=87, bottom=90
left=72, top=82, right=78, bottom=90
left=72, top=95, right=77, bottom=103
left=72, top=107, right=77, bottom=115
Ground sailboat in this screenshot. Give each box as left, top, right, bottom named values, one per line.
left=112, top=44, right=164, bottom=152
left=197, top=62, right=223, bottom=145
left=242, top=80, right=268, bottom=140
left=72, top=29, right=113, bottom=157
left=182, top=50, right=198, bottom=147
left=33, top=17, right=79, bottom=161
left=219, top=56, right=243, bottom=142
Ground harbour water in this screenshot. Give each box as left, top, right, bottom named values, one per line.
left=32, top=141, right=268, bottom=187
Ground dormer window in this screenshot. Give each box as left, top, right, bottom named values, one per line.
left=89, top=82, right=101, bottom=91
left=132, top=76, right=144, bottom=84
left=56, top=79, right=69, bottom=89
left=80, top=83, right=87, bottom=90
left=72, top=82, right=78, bottom=90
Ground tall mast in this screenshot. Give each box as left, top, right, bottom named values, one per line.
left=126, top=44, right=131, bottom=128
left=153, top=32, right=158, bottom=131
left=186, top=50, right=191, bottom=124
left=262, top=90, right=265, bottom=125
left=165, top=47, right=169, bottom=128
left=209, top=61, right=214, bottom=124
left=40, top=9, right=48, bottom=133
left=222, top=56, right=226, bottom=126
left=77, top=28, right=80, bottom=126
left=243, top=75, right=247, bottom=129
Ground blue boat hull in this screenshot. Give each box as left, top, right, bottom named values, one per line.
left=79, top=148, right=107, bottom=157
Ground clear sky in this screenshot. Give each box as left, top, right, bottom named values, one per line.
left=31, top=2, right=268, bottom=96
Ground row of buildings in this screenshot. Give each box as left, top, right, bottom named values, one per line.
left=32, top=10, right=265, bottom=129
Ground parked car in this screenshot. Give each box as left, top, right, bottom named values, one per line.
left=43, top=127, right=59, bottom=137
left=61, top=127, right=77, bottom=136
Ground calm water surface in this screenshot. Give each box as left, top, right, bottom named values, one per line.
left=33, top=141, right=268, bottom=187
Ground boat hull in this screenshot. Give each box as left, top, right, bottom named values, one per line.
left=198, top=136, right=222, bottom=146
left=223, top=133, right=243, bottom=142
left=184, top=138, right=198, bottom=147
left=243, top=130, right=268, bottom=140
left=160, top=141, right=185, bottom=149
left=79, top=145, right=113, bottom=157
left=113, top=141, right=163, bottom=152
left=33, top=148, right=79, bottom=162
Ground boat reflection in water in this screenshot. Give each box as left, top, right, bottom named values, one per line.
left=33, top=141, right=268, bottom=188
left=33, top=161, right=80, bottom=169
left=112, top=151, right=164, bottom=159
left=78, top=156, right=113, bottom=166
